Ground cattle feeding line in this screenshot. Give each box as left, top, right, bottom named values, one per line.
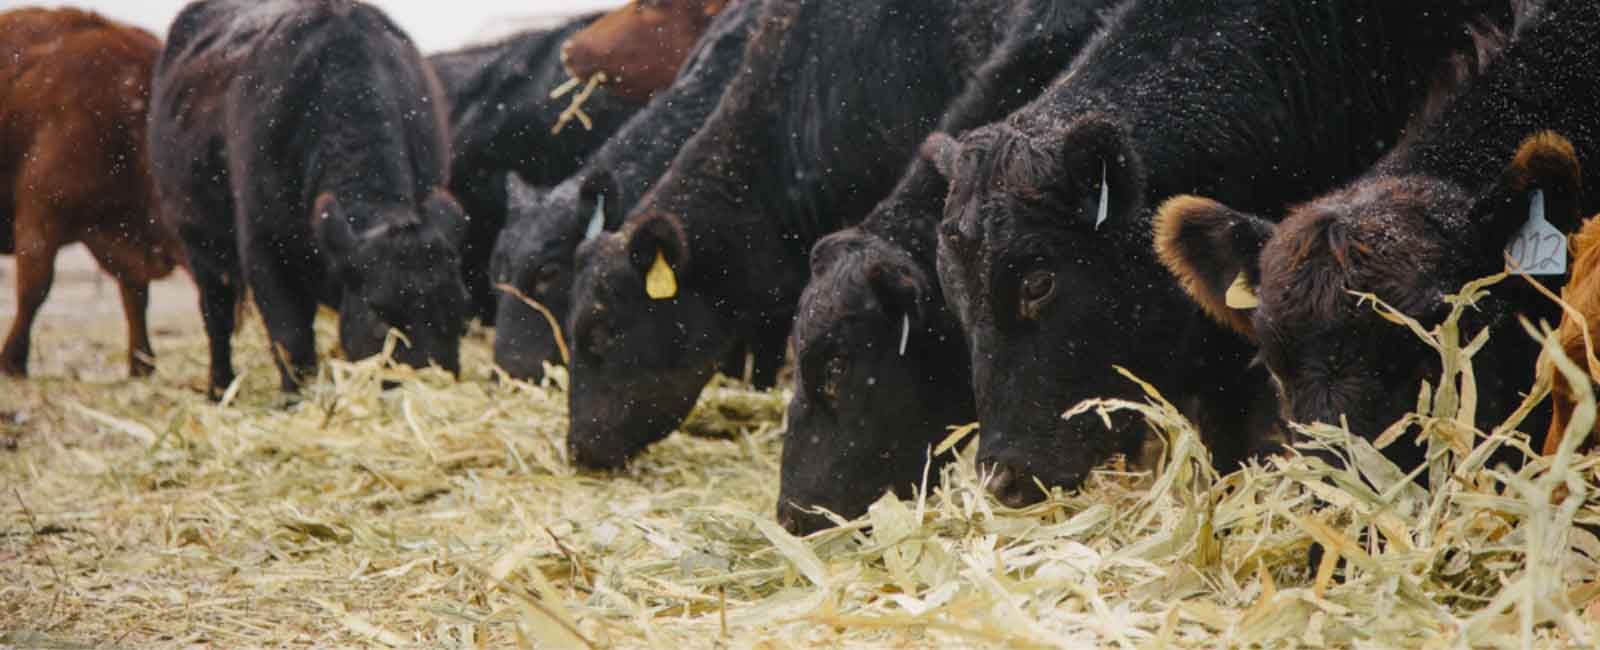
left=495, top=282, right=570, bottom=365
left=549, top=71, right=608, bottom=135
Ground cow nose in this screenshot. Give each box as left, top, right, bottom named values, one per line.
left=982, top=461, right=1044, bottom=509
left=776, top=502, right=831, bottom=536
left=939, top=218, right=961, bottom=243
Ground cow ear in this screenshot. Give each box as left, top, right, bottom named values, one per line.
left=921, top=132, right=960, bottom=182
left=1476, top=131, right=1584, bottom=272
left=1052, top=114, right=1145, bottom=231
left=503, top=171, right=546, bottom=215
left=1154, top=195, right=1275, bottom=339
left=578, top=170, right=622, bottom=242
left=314, top=193, right=359, bottom=259
left=422, top=187, right=469, bottom=252
left=626, top=212, right=691, bottom=300
left=704, top=0, right=727, bottom=17
left=809, top=232, right=855, bottom=278
left=867, top=262, right=928, bottom=357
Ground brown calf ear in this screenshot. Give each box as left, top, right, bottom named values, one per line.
left=704, top=0, right=727, bottom=17
left=1154, top=195, right=1276, bottom=338
left=921, top=132, right=961, bottom=182
left=626, top=212, right=691, bottom=299
left=1479, top=131, right=1584, bottom=269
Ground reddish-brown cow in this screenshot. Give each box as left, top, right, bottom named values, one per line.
left=1543, top=215, right=1600, bottom=455
left=0, top=8, right=182, bottom=378
left=560, top=0, right=727, bottom=101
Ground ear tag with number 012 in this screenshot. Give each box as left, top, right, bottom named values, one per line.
left=1505, top=189, right=1566, bottom=275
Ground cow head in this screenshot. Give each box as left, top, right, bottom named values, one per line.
left=1157, top=132, right=1583, bottom=462
left=491, top=171, right=621, bottom=381
left=315, top=189, right=471, bottom=375
left=565, top=210, right=733, bottom=469
left=560, top=0, right=728, bottom=102
left=926, top=114, right=1154, bottom=507
left=778, top=230, right=972, bottom=534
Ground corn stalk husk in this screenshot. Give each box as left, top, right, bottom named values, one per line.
left=4, top=274, right=1600, bottom=647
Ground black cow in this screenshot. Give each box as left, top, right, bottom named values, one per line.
left=565, top=0, right=1017, bottom=469
left=927, top=0, right=1511, bottom=506
left=150, top=0, right=470, bottom=398
left=778, top=0, right=1117, bottom=535
left=490, top=0, right=762, bottom=382
left=1157, top=0, right=1598, bottom=470
left=428, top=17, right=643, bottom=322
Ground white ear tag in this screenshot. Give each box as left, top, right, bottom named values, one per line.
left=583, top=193, right=606, bottom=241
left=1094, top=161, right=1110, bottom=230
left=1505, top=189, right=1566, bottom=275
left=898, top=314, right=911, bottom=357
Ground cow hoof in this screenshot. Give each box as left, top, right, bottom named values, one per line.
left=130, top=361, right=156, bottom=378
left=206, top=378, right=234, bottom=402
left=0, top=362, right=25, bottom=378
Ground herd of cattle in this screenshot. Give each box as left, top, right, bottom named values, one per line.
left=4, top=0, right=1600, bottom=535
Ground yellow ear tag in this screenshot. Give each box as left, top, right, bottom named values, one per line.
left=645, top=250, right=678, bottom=300
left=1225, top=271, right=1259, bottom=310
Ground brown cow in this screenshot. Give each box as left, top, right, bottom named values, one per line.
left=560, top=0, right=728, bottom=101
left=0, top=8, right=182, bottom=378
left=1543, top=215, right=1600, bottom=455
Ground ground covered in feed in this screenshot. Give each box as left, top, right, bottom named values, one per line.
left=3, top=265, right=1600, bottom=648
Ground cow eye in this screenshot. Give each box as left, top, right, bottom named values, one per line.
left=584, top=323, right=612, bottom=358
left=821, top=356, right=848, bottom=401
left=535, top=262, right=562, bottom=287
left=1019, top=270, right=1056, bottom=319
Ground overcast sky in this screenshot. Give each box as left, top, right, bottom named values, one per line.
left=6, top=1, right=623, bottom=52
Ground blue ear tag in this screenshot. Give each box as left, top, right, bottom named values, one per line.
left=584, top=194, right=606, bottom=241
left=1506, top=189, right=1566, bottom=275
left=1094, top=161, right=1110, bottom=230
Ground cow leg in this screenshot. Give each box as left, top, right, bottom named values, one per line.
left=245, top=255, right=317, bottom=393
left=1, top=214, right=60, bottom=377
left=195, top=267, right=238, bottom=399
left=747, top=326, right=790, bottom=389
left=116, top=280, right=155, bottom=377
left=172, top=218, right=241, bottom=399
left=82, top=230, right=163, bottom=378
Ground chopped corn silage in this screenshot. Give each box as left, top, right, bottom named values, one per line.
left=3, top=276, right=1600, bottom=648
